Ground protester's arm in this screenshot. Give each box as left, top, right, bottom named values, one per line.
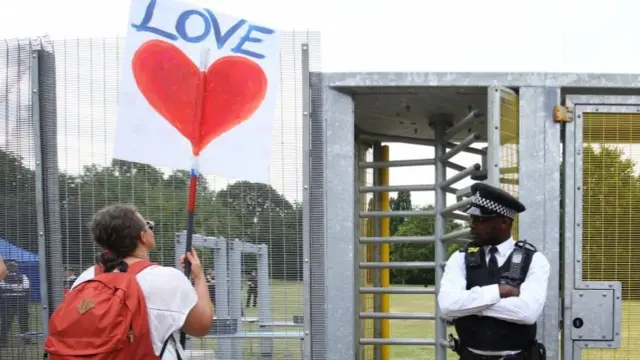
left=181, top=249, right=214, bottom=337
left=437, top=251, right=501, bottom=319
left=479, top=253, right=550, bottom=324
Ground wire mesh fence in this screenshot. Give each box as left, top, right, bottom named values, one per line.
left=0, top=38, right=43, bottom=360
left=0, top=31, right=320, bottom=360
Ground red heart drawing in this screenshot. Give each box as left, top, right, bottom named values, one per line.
left=131, top=39, right=268, bottom=156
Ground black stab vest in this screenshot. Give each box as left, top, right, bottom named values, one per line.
left=453, top=243, right=537, bottom=351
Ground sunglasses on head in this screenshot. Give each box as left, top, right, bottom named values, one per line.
left=146, top=220, right=155, bottom=231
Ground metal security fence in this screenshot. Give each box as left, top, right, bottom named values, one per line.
left=0, top=38, right=44, bottom=360
left=0, top=32, right=319, bottom=360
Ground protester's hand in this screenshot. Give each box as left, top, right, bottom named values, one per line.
left=180, top=248, right=203, bottom=280
left=499, top=284, right=520, bottom=298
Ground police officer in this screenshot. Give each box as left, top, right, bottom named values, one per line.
left=0, top=261, right=30, bottom=346
left=438, top=182, right=550, bottom=360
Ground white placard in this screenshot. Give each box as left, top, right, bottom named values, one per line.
left=114, top=0, right=280, bottom=181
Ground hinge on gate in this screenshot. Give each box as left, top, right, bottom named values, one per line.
left=553, top=105, right=573, bottom=123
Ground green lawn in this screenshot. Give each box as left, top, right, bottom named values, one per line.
left=12, top=281, right=640, bottom=360
left=187, top=281, right=640, bottom=360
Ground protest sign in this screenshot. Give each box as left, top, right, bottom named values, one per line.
left=114, top=0, right=280, bottom=182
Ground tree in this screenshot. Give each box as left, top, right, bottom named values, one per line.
left=389, top=191, right=411, bottom=235
left=579, top=145, right=640, bottom=299
left=215, top=181, right=302, bottom=280
left=390, top=205, right=463, bottom=285
left=0, top=150, right=38, bottom=253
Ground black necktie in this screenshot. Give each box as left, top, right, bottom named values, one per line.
left=488, top=246, right=499, bottom=275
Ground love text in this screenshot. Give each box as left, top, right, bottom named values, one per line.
left=132, top=0, right=275, bottom=60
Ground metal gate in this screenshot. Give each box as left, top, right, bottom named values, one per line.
left=563, top=95, right=627, bottom=360
left=355, top=85, right=519, bottom=360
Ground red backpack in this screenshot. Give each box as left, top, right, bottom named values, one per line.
left=44, top=261, right=161, bottom=359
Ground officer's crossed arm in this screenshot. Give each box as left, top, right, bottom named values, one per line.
left=479, top=252, right=551, bottom=325
left=437, top=251, right=502, bottom=318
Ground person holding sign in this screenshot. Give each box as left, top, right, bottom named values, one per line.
left=44, top=204, right=214, bottom=359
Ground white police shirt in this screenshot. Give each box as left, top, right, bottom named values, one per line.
left=437, top=237, right=550, bottom=356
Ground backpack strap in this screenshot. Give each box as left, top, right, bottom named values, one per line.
left=159, top=334, right=185, bottom=360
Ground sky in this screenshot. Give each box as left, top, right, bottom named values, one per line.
left=2, top=0, right=640, bottom=206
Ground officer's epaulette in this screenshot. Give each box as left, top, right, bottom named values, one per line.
left=459, top=243, right=481, bottom=253
left=514, top=239, right=537, bottom=253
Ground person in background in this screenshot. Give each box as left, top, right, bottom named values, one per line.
left=246, top=270, right=258, bottom=308
left=0, top=260, right=30, bottom=346
left=206, top=269, right=216, bottom=306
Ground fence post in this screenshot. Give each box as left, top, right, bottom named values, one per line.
left=33, top=40, right=64, bottom=322
left=379, top=145, right=390, bottom=360
left=31, top=47, right=50, bottom=337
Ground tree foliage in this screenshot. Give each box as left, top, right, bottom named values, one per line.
left=0, top=151, right=302, bottom=280
left=580, top=145, right=640, bottom=298
left=390, top=205, right=462, bottom=285
left=389, top=191, right=411, bottom=235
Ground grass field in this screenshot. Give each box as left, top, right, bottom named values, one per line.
left=187, top=281, right=640, bottom=360
left=7, top=280, right=640, bottom=359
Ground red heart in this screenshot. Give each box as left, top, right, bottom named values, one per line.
left=131, top=39, right=268, bottom=156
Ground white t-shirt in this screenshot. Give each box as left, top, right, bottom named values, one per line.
left=72, top=265, right=198, bottom=360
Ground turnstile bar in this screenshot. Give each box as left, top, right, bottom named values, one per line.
left=360, top=338, right=436, bottom=346
left=359, top=159, right=435, bottom=169
left=441, top=198, right=472, bottom=215
left=443, top=228, right=471, bottom=242
left=440, top=133, right=482, bottom=162
left=445, top=161, right=466, bottom=172
left=445, top=109, right=483, bottom=141
left=360, top=210, right=435, bottom=218
left=439, top=164, right=481, bottom=189
left=360, top=287, right=436, bottom=294
left=360, top=184, right=435, bottom=193
left=359, top=236, right=434, bottom=244
left=360, top=312, right=435, bottom=320
left=360, top=261, right=435, bottom=269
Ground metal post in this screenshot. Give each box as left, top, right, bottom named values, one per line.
left=214, top=239, right=232, bottom=360
left=372, top=142, right=382, bottom=360
left=430, top=114, right=453, bottom=360
left=257, top=244, right=273, bottom=359
left=31, top=48, right=50, bottom=336
left=379, top=145, right=391, bottom=360
left=486, top=86, right=502, bottom=187
left=300, top=42, right=312, bottom=360
left=229, top=240, right=243, bottom=359
left=357, top=141, right=369, bottom=360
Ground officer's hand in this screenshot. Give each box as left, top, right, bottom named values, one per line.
left=499, top=284, right=520, bottom=298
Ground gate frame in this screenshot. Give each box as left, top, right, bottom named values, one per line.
left=306, top=71, right=640, bottom=360
left=562, top=95, right=634, bottom=360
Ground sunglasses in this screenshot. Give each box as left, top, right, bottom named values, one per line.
left=146, top=220, right=155, bottom=231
